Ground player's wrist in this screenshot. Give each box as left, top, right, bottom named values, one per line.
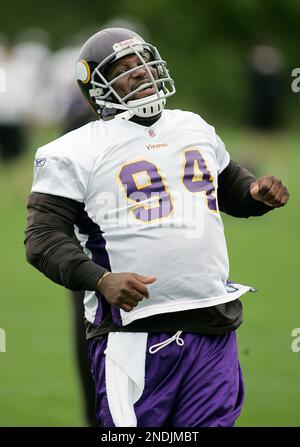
left=96, top=271, right=111, bottom=292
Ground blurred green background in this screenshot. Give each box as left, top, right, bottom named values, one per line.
left=0, top=0, right=300, bottom=427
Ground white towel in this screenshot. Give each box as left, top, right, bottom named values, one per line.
left=104, top=332, right=148, bottom=427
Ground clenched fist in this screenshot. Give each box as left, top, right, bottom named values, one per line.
left=97, top=272, right=156, bottom=312
left=250, top=176, right=289, bottom=208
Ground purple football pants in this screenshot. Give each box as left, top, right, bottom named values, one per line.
left=88, top=330, right=244, bottom=427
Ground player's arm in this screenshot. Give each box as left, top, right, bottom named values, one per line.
left=217, top=160, right=289, bottom=217
left=25, top=192, right=107, bottom=291
left=25, top=192, right=155, bottom=311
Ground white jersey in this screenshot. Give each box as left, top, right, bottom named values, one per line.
left=31, top=109, right=252, bottom=326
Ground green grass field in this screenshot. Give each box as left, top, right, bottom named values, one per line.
left=0, top=125, right=299, bottom=426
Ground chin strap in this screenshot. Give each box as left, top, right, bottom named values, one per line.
left=114, top=110, right=135, bottom=120
left=96, top=90, right=166, bottom=121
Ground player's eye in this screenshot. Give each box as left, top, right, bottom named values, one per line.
left=115, top=68, right=128, bottom=76
left=108, top=67, right=128, bottom=81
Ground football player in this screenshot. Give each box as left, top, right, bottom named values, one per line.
left=25, top=28, right=289, bottom=427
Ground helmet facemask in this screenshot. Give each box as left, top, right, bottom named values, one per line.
left=87, top=40, right=175, bottom=120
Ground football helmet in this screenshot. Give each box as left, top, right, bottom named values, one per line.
left=76, top=28, right=176, bottom=120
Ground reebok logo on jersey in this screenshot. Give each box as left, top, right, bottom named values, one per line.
left=146, top=143, right=168, bottom=150
left=34, top=158, right=46, bottom=168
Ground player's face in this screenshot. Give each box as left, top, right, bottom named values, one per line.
left=106, top=53, right=159, bottom=101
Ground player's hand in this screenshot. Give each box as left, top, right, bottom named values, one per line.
left=249, top=176, right=289, bottom=208
left=97, top=272, right=156, bottom=312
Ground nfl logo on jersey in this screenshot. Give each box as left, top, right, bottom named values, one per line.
left=148, top=129, right=156, bottom=138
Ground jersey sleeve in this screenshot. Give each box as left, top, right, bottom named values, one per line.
left=215, top=134, right=230, bottom=174
left=31, top=123, right=95, bottom=202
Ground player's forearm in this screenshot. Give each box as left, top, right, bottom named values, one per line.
left=25, top=228, right=105, bottom=291
left=218, top=160, right=273, bottom=217
left=24, top=193, right=107, bottom=291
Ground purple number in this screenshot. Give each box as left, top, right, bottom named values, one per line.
left=119, top=160, right=173, bottom=222
left=182, top=149, right=217, bottom=211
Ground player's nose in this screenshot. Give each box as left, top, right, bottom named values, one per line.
left=131, top=64, right=147, bottom=78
